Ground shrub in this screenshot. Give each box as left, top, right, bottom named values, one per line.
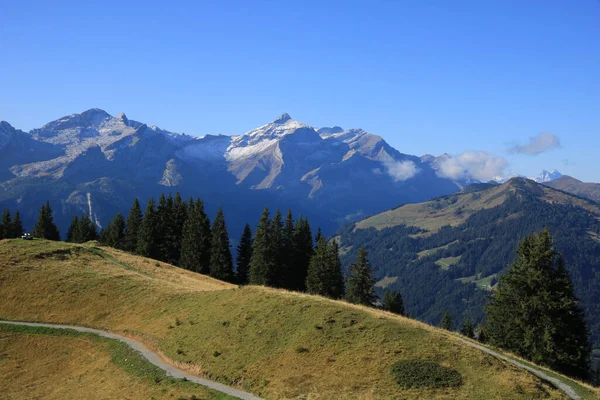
left=295, top=346, right=309, bottom=353
left=390, top=359, right=462, bottom=389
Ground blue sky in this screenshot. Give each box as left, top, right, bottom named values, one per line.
left=1, top=0, right=599, bottom=181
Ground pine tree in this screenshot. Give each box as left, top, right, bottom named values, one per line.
left=1, top=209, right=11, bottom=239
left=276, top=209, right=296, bottom=289
left=180, top=199, right=211, bottom=273
left=170, top=192, right=188, bottom=265
left=124, top=198, right=143, bottom=252
left=476, top=324, right=489, bottom=344
left=326, top=241, right=346, bottom=299
left=440, top=310, right=453, bottom=331
left=10, top=211, right=23, bottom=238
left=270, top=209, right=284, bottom=286
left=305, top=236, right=330, bottom=296
left=101, top=220, right=113, bottom=245
left=66, top=215, right=79, bottom=242
left=290, top=216, right=313, bottom=291
left=76, top=214, right=98, bottom=243
left=32, top=201, right=60, bottom=240
left=236, top=223, right=253, bottom=284
left=137, top=198, right=160, bottom=258
left=156, top=193, right=173, bottom=262
left=249, top=207, right=276, bottom=285
left=110, top=213, right=126, bottom=248
left=209, top=208, right=234, bottom=281
left=314, top=227, right=323, bottom=243
left=485, top=229, right=591, bottom=379
left=346, top=245, right=376, bottom=306
left=460, top=318, right=475, bottom=338
left=382, top=290, right=404, bottom=315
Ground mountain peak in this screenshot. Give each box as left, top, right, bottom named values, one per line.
left=531, top=169, right=562, bottom=183
left=273, top=113, right=292, bottom=124
left=116, top=112, right=128, bottom=124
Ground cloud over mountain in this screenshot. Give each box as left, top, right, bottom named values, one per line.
left=436, top=151, right=507, bottom=182
left=510, top=132, right=561, bottom=155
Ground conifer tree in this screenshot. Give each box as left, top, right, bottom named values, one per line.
left=290, top=216, right=313, bottom=291
left=137, top=198, right=160, bottom=258
left=10, top=211, right=23, bottom=238
left=382, top=290, right=404, bottom=315
left=314, top=227, right=323, bottom=243
left=476, top=324, right=489, bottom=344
left=32, top=201, right=60, bottom=240
left=236, top=223, right=253, bottom=284
left=180, top=199, right=211, bottom=273
left=485, top=229, right=591, bottom=379
left=101, top=220, right=113, bottom=245
left=170, top=192, right=188, bottom=265
left=346, top=245, right=376, bottom=306
left=124, top=198, right=143, bottom=252
left=460, top=318, right=475, bottom=338
left=249, top=208, right=276, bottom=285
left=156, top=193, right=174, bottom=262
left=209, top=208, right=234, bottom=282
left=440, top=310, right=453, bottom=331
left=1, top=209, right=11, bottom=239
left=66, top=215, right=79, bottom=242
left=305, top=236, right=330, bottom=296
left=326, top=241, right=346, bottom=299
left=270, top=209, right=284, bottom=286
left=75, top=214, right=98, bottom=243
left=110, top=213, right=126, bottom=248
left=276, top=210, right=296, bottom=289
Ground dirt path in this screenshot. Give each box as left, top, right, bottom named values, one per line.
left=0, top=320, right=263, bottom=400
left=455, top=337, right=580, bottom=400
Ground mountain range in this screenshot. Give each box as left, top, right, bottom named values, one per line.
left=0, top=109, right=466, bottom=236
left=336, top=177, right=600, bottom=345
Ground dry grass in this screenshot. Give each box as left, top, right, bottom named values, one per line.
left=0, top=328, right=229, bottom=400
left=0, top=239, right=572, bottom=399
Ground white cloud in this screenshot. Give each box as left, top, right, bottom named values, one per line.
left=510, top=132, right=561, bottom=155
left=436, top=151, right=507, bottom=182
left=381, top=154, right=420, bottom=181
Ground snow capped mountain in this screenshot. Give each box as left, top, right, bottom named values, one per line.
left=492, top=170, right=562, bottom=184
left=530, top=169, right=562, bottom=183
left=0, top=109, right=463, bottom=236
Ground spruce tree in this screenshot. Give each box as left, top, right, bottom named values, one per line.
left=170, top=192, right=188, bottom=265
left=485, top=229, right=591, bottom=379
left=314, top=227, right=323, bottom=243
left=75, top=214, right=98, bottom=243
left=460, top=318, right=475, bottom=338
left=249, top=207, right=276, bottom=285
left=270, top=209, right=284, bottom=286
left=440, top=310, right=453, bottom=331
left=382, top=290, right=405, bottom=315
left=110, top=213, right=126, bottom=248
left=326, top=241, right=346, bottom=299
left=209, top=208, right=234, bottom=281
left=10, top=211, right=23, bottom=238
left=305, top=236, right=330, bottom=296
left=180, top=199, right=211, bottom=273
left=236, top=223, right=253, bottom=284
left=276, top=210, right=296, bottom=289
left=124, top=198, right=143, bottom=252
left=32, top=201, right=60, bottom=240
left=66, top=215, right=79, bottom=242
left=346, top=245, right=376, bottom=306
left=290, top=216, right=313, bottom=291
left=1, top=209, right=11, bottom=239
left=137, top=198, right=160, bottom=258
left=156, top=193, right=174, bottom=262
left=101, top=220, right=113, bottom=245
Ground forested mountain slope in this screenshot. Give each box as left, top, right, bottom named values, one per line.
left=337, top=178, right=600, bottom=346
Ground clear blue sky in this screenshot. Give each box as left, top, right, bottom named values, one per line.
left=1, top=0, right=599, bottom=181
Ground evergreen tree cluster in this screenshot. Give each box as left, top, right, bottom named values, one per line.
left=0, top=208, right=24, bottom=239
left=66, top=214, right=99, bottom=243
left=32, top=201, right=60, bottom=240
left=485, top=230, right=591, bottom=379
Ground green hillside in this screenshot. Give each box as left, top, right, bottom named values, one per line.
left=0, top=238, right=582, bottom=399
left=338, top=178, right=600, bottom=346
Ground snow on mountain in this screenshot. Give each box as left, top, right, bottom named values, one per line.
left=530, top=169, right=562, bottom=183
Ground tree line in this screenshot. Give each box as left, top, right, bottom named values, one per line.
left=0, top=208, right=24, bottom=239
